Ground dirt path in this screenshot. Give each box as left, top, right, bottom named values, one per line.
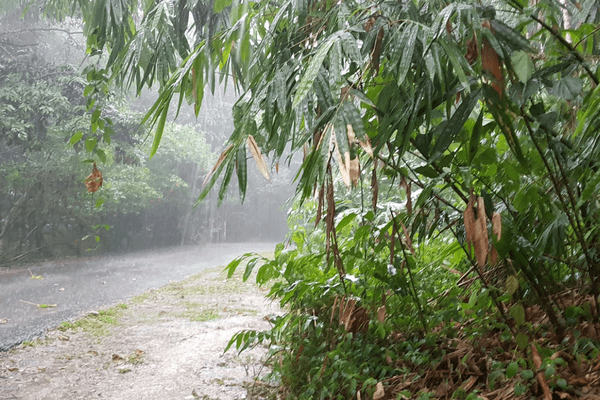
left=0, top=259, right=279, bottom=400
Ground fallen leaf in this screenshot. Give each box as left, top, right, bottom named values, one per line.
left=373, top=382, right=385, bottom=400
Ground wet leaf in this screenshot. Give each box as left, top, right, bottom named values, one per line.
left=511, top=50, right=534, bottom=83
left=505, top=275, right=519, bottom=295
left=506, top=361, right=519, bottom=378
left=247, top=135, right=271, bottom=181
left=84, top=162, right=103, bottom=193
left=510, top=304, right=525, bottom=326
left=202, top=144, right=233, bottom=188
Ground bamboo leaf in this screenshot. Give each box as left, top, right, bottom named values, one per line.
left=247, top=135, right=271, bottom=181
left=202, top=144, right=233, bottom=188
left=236, top=145, right=248, bottom=202
left=468, top=108, right=484, bottom=164
left=149, top=104, right=168, bottom=159
left=218, top=157, right=236, bottom=206
left=431, top=88, right=482, bottom=161
left=292, top=34, right=339, bottom=109
left=398, top=25, right=419, bottom=86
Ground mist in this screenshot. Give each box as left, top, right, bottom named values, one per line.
left=0, top=6, right=294, bottom=267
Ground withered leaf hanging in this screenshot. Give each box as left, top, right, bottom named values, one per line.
left=84, top=162, right=103, bottom=193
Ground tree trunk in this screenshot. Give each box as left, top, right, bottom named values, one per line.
left=180, top=163, right=199, bottom=246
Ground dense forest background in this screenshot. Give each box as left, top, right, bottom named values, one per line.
left=0, top=4, right=291, bottom=265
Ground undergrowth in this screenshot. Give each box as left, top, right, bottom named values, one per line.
left=226, top=203, right=600, bottom=400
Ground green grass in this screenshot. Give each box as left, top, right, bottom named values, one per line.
left=58, top=308, right=124, bottom=336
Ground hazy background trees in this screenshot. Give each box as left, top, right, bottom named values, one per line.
left=0, top=2, right=291, bottom=265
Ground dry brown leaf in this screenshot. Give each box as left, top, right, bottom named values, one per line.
left=364, top=16, right=376, bottom=32
left=359, top=137, right=374, bottom=158
left=371, top=27, right=384, bottom=75
left=474, top=197, right=489, bottom=270
left=461, top=375, right=478, bottom=391
left=481, top=28, right=503, bottom=96
left=464, top=195, right=476, bottom=256
left=377, top=306, right=386, bottom=322
left=330, top=296, right=339, bottom=326
left=340, top=86, right=351, bottom=101
left=315, top=185, right=324, bottom=227
left=84, top=162, right=103, bottom=193
left=202, top=144, right=233, bottom=187
left=247, top=135, right=271, bottom=181
left=400, top=219, right=415, bottom=255
left=532, top=343, right=552, bottom=400
left=466, top=34, right=478, bottom=64
left=276, top=162, right=279, bottom=174
left=348, top=156, right=360, bottom=187
left=490, top=212, right=502, bottom=265
left=336, top=143, right=351, bottom=188
left=373, top=382, right=385, bottom=400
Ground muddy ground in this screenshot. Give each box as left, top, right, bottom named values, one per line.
left=0, top=259, right=280, bottom=400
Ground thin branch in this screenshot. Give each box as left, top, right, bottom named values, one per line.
left=0, top=28, right=83, bottom=37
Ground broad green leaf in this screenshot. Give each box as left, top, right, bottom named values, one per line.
left=505, top=275, right=519, bottom=295
left=511, top=50, right=534, bottom=83
left=552, top=76, right=583, bottom=101
left=510, top=304, right=525, bottom=326
left=292, top=33, right=339, bottom=109
left=521, top=370, right=534, bottom=380
left=69, top=131, right=83, bottom=146
left=95, top=198, right=105, bottom=208
left=506, top=361, right=519, bottom=378
left=336, top=213, right=357, bottom=232
left=96, top=149, right=106, bottom=164
left=83, top=84, right=94, bottom=97
left=85, top=137, right=97, bottom=152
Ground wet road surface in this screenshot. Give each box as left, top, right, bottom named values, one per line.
left=0, top=242, right=276, bottom=351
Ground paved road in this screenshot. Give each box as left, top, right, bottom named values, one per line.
left=0, top=242, right=277, bottom=351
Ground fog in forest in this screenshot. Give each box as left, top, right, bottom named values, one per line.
left=0, top=6, right=294, bottom=267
